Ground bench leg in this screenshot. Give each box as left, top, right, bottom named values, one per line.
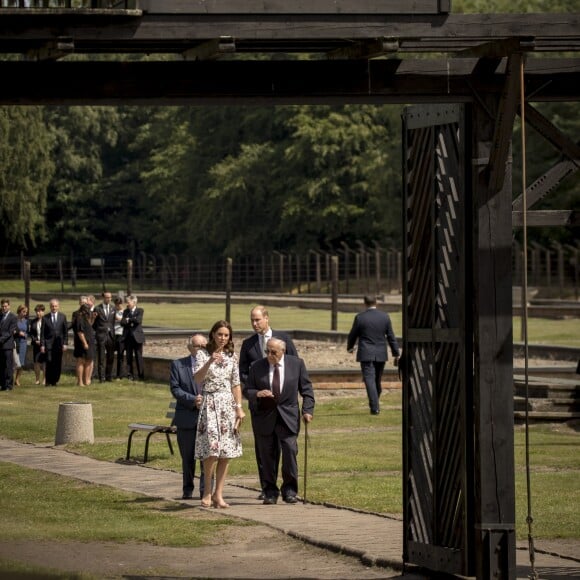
left=143, top=432, right=156, bottom=463
left=126, top=430, right=137, bottom=461
left=165, top=432, right=175, bottom=456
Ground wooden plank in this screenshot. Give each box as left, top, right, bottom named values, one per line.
left=512, top=210, right=580, bottom=227
left=1, top=59, right=579, bottom=106
left=487, top=53, right=522, bottom=196
left=1, top=13, right=580, bottom=55
left=138, top=0, right=450, bottom=15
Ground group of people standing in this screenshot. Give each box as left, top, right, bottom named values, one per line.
left=0, top=293, right=146, bottom=390
left=170, top=296, right=399, bottom=508
left=170, top=306, right=315, bottom=508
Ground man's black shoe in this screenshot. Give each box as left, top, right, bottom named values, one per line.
left=257, top=492, right=265, bottom=500
left=371, top=409, right=380, bottom=415
left=283, top=496, right=298, bottom=504
left=181, top=494, right=193, bottom=500
left=262, top=497, right=278, bottom=505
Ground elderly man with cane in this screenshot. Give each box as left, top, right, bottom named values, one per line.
left=244, top=337, right=314, bottom=505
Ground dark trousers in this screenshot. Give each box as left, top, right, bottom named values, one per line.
left=250, top=409, right=280, bottom=493
left=176, top=428, right=205, bottom=498
left=114, top=335, right=125, bottom=378
left=361, top=360, right=385, bottom=413
left=256, top=416, right=299, bottom=500
left=0, top=349, right=14, bottom=390
left=125, top=337, right=144, bottom=379
left=96, top=332, right=115, bottom=380
left=45, top=347, right=64, bottom=385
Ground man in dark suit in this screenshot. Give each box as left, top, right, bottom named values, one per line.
left=239, top=305, right=298, bottom=499
left=170, top=333, right=207, bottom=500
left=94, top=291, right=116, bottom=382
left=41, top=298, right=69, bottom=387
left=347, top=295, right=400, bottom=415
left=245, top=337, right=314, bottom=505
left=121, top=295, right=145, bottom=380
left=0, top=298, right=18, bottom=391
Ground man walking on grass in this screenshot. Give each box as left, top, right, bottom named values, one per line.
left=347, top=295, right=400, bottom=415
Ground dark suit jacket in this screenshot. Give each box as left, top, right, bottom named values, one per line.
left=245, top=354, right=315, bottom=436
left=41, top=312, right=69, bottom=350
left=346, top=307, right=400, bottom=362
left=0, top=312, right=18, bottom=351
left=170, top=355, right=202, bottom=429
left=239, top=330, right=297, bottom=388
left=121, top=307, right=145, bottom=344
left=93, top=303, right=116, bottom=338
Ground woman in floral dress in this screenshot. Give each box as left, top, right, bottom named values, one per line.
left=194, top=320, right=245, bottom=508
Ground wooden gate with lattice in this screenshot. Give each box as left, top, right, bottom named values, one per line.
left=402, top=104, right=473, bottom=576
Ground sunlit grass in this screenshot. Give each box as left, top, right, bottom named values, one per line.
left=1, top=378, right=579, bottom=541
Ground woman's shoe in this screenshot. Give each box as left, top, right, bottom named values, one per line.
left=211, top=495, right=230, bottom=509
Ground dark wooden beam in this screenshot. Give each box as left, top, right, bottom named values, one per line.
left=522, top=104, right=580, bottom=162
left=137, top=0, right=451, bottom=15
left=1, top=59, right=579, bottom=105
left=512, top=210, right=580, bottom=227
left=0, top=12, right=579, bottom=55
left=487, top=53, right=523, bottom=196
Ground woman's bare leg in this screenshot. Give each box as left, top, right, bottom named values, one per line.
left=212, top=458, right=230, bottom=507
left=201, top=456, right=217, bottom=506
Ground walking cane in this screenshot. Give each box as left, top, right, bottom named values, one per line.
left=303, top=419, right=309, bottom=504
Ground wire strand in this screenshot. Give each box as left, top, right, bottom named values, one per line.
left=520, top=54, right=538, bottom=580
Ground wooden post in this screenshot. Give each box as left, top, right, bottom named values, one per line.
left=225, top=257, right=232, bottom=322
left=126, top=259, right=133, bottom=296
left=23, top=261, right=31, bottom=310
left=471, top=93, right=516, bottom=579
left=330, top=256, right=338, bottom=330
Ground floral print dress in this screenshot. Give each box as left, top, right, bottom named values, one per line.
left=194, top=349, right=242, bottom=460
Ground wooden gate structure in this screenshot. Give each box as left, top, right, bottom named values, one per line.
left=1, top=2, right=579, bottom=578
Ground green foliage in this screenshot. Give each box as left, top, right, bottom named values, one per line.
left=0, top=107, right=53, bottom=251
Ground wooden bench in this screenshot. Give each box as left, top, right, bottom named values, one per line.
left=125, top=401, right=177, bottom=463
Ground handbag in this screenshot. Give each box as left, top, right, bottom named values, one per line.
left=13, top=345, right=21, bottom=369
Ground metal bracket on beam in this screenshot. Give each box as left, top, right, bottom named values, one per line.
left=182, top=36, right=236, bottom=61
left=327, top=37, right=399, bottom=60
left=513, top=210, right=580, bottom=227
left=27, top=36, right=74, bottom=61
left=455, top=37, right=535, bottom=59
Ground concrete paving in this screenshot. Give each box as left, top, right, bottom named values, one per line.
left=1, top=438, right=579, bottom=579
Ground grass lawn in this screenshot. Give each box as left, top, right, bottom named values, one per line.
left=1, top=375, right=578, bottom=542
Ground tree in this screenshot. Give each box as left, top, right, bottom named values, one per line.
left=0, top=107, right=53, bottom=253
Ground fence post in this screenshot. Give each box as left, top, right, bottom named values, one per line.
left=331, top=256, right=339, bottom=330
left=373, top=242, right=382, bottom=295
left=565, top=244, right=579, bottom=301
left=340, top=241, right=351, bottom=294
left=23, top=261, right=31, bottom=310
left=553, top=241, right=565, bottom=298
left=127, top=259, right=133, bottom=296
left=225, top=257, right=232, bottom=322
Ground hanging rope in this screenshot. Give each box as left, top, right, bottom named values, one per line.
left=519, top=55, right=538, bottom=580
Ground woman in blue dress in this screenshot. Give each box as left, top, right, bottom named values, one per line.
left=14, top=304, right=30, bottom=386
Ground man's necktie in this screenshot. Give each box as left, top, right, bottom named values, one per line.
left=261, top=335, right=268, bottom=356
left=272, top=364, right=281, bottom=400
left=52, top=314, right=56, bottom=324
